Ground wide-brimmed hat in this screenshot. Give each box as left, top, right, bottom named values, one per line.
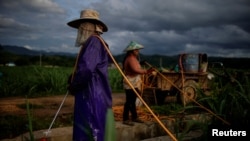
left=67, top=9, right=108, bottom=32
left=123, top=41, right=144, bottom=52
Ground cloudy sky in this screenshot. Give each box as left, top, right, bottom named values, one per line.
left=0, top=0, right=250, bottom=57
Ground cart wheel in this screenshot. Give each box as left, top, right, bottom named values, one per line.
left=180, top=80, right=198, bottom=106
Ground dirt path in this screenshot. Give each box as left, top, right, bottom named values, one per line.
left=0, top=93, right=125, bottom=118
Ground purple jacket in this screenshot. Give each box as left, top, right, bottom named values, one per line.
left=72, top=35, right=112, bottom=141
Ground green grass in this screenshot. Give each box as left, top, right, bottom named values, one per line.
left=108, top=68, right=123, bottom=92
left=0, top=66, right=123, bottom=98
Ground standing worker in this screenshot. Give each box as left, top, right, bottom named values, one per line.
left=67, top=9, right=114, bottom=141
left=122, top=41, right=154, bottom=126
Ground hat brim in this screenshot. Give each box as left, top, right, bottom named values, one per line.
left=123, top=47, right=144, bottom=52
left=67, top=18, right=108, bottom=32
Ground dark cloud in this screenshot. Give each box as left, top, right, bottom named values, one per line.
left=97, top=0, right=250, bottom=57
left=0, top=0, right=249, bottom=57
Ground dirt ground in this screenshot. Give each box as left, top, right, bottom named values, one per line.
left=0, top=93, right=160, bottom=124
left=0, top=93, right=126, bottom=119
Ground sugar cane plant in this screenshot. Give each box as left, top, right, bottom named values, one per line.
left=198, top=66, right=250, bottom=127
left=24, top=97, right=34, bottom=141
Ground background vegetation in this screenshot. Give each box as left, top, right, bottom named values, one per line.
left=0, top=66, right=123, bottom=98
left=0, top=46, right=250, bottom=140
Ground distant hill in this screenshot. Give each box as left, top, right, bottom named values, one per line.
left=1, top=44, right=250, bottom=69
left=0, top=44, right=76, bottom=56
left=0, top=44, right=178, bottom=67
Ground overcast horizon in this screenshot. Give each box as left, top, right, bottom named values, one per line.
left=0, top=0, right=250, bottom=58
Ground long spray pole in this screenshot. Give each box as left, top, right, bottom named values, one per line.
left=95, top=36, right=178, bottom=141
left=43, top=38, right=83, bottom=138
left=43, top=91, right=69, bottom=137
left=144, top=61, right=230, bottom=125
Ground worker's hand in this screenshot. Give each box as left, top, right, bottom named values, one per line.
left=67, top=74, right=73, bottom=84
left=67, top=84, right=75, bottom=95
left=67, top=83, right=82, bottom=95
left=67, top=74, right=75, bottom=95
left=140, top=60, right=147, bottom=65
left=67, top=74, right=81, bottom=95
left=146, top=67, right=155, bottom=74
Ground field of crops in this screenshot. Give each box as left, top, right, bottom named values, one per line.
left=0, top=65, right=250, bottom=140
left=0, top=66, right=123, bottom=98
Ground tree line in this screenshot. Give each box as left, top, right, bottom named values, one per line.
left=1, top=47, right=250, bottom=70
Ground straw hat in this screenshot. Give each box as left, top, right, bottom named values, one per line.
left=67, top=9, right=108, bottom=32
left=123, top=41, right=144, bottom=52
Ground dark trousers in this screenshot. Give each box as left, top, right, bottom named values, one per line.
left=123, top=88, right=139, bottom=121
